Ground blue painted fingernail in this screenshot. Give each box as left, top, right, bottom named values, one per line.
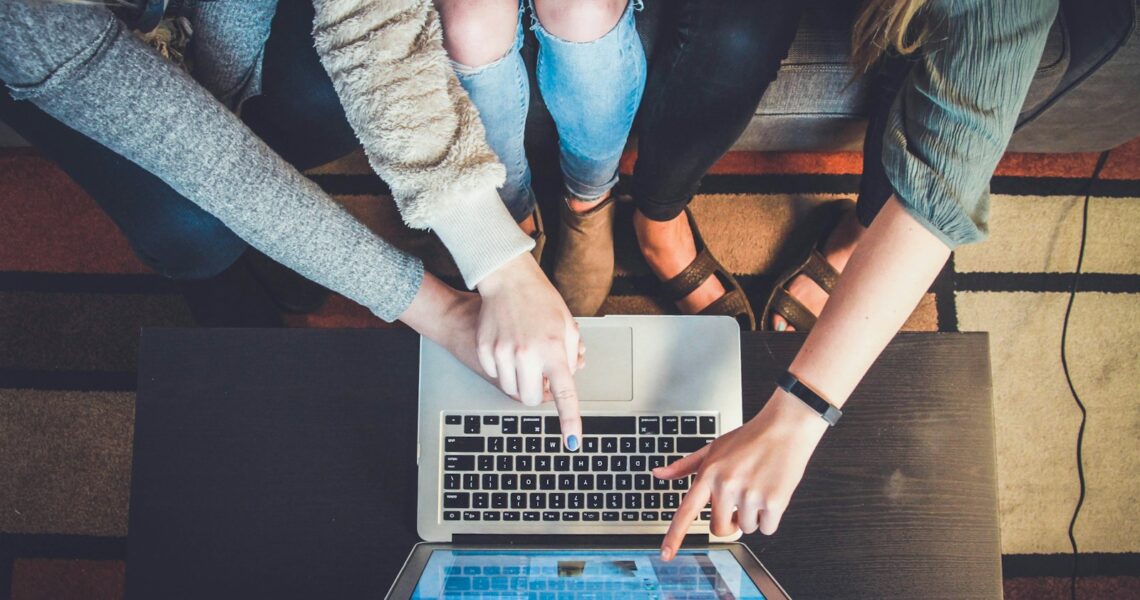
left=566, top=435, right=579, bottom=452
left=775, top=321, right=787, bottom=332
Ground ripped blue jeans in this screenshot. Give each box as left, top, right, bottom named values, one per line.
left=452, top=0, right=646, bottom=222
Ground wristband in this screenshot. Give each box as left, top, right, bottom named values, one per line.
left=776, top=371, right=842, bottom=426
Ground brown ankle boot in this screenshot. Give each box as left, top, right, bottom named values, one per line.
left=552, top=195, right=616, bottom=317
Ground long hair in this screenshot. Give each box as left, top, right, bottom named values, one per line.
left=850, top=0, right=930, bottom=74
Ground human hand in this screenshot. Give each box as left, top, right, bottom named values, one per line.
left=475, top=253, right=584, bottom=450
left=654, top=389, right=829, bottom=560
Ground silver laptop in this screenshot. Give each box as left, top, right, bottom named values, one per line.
left=394, top=316, right=790, bottom=599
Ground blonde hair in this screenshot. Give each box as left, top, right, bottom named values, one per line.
left=850, top=0, right=930, bottom=74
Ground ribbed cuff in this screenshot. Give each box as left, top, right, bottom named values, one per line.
left=427, top=186, right=535, bottom=289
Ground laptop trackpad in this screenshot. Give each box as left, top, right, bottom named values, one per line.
left=575, top=326, right=633, bottom=402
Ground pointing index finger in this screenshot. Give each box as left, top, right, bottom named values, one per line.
left=661, top=479, right=710, bottom=561
left=546, top=362, right=582, bottom=451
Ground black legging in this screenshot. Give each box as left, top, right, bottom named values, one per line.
left=632, top=0, right=911, bottom=227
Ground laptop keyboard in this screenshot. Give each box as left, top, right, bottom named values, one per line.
left=440, top=414, right=716, bottom=524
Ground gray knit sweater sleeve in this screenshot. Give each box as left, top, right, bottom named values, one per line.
left=0, top=1, right=422, bottom=321
left=310, top=0, right=534, bottom=289
left=881, top=0, right=1058, bottom=248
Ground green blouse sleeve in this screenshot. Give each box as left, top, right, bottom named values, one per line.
left=881, top=0, right=1058, bottom=248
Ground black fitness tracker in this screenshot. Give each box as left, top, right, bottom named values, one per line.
left=776, top=371, right=843, bottom=426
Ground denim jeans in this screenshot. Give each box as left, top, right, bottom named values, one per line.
left=0, top=0, right=357, bottom=279
left=453, top=0, right=646, bottom=222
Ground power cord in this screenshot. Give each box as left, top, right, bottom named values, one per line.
left=1062, top=149, right=1110, bottom=600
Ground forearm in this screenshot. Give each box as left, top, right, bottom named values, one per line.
left=787, top=196, right=951, bottom=407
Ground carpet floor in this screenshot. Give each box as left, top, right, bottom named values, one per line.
left=1, top=138, right=1138, bottom=599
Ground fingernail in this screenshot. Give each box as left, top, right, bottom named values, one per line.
left=566, top=435, right=579, bottom=452
left=775, top=321, right=787, bottom=332
left=660, top=547, right=673, bottom=561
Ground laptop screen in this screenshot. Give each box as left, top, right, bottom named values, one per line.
left=410, top=549, right=766, bottom=599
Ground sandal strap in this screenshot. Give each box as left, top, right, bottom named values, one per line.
left=801, top=249, right=840, bottom=293
left=661, top=248, right=720, bottom=303
left=770, top=287, right=817, bottom=331
left=698, top=289, right=757, bottom=330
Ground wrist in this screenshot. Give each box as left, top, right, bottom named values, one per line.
left=398, top=272, right=465, bottom=341
left=761, top=388, right=831, bottom=440
left=475, top=253, right=537, bottom=297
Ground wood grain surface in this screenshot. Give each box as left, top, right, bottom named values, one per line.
left=127, top=329, right=998, bottom=599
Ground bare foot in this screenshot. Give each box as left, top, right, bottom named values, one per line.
left=771, top=208, right=865, bottom=331
left=634, top=209, right=727, bottom=314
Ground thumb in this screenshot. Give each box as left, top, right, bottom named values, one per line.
left=653, top=444, right=709, bottom=479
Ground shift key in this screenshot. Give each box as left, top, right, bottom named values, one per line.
left=445, top=437, right=485, bottom=452
left=445, top=455, right=475, bottom=471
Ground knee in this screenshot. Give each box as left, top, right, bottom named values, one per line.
left=436, top=0, right=519, bottom=67
left=534, top=0, right=626, bottom=42
left=129, top=210, right=246, bottom=280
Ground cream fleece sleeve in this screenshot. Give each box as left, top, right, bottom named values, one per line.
left=311, top=0, right=534, bottom=288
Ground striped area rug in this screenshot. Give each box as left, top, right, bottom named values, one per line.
left=1, top=139, right=1138, bottom=599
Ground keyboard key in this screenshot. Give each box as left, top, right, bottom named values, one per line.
left=602, top=511, right=620, bottom=521
left=674, top=477, right=690, bottom=490
left=504, top=511, right=521, bottom=521
left=620, top=437, right=637, bottom=453
left=563, top=512, right=580, bottom=522
left=664, top=493, right=680, bottom=509
left=442, top=435, right=483, bottom=453
left=663, top=416, right=679, bottom=434
left=529, top=493, right=546, bottom=509
left=587, top=493, right=604, bottom=509
left=516, top=456, right=532, bottom=471
left=700, top=511, right=712, bottom=521
left=662, top=511, right=675, bottom=520
left=444, top=510, right=460, bottom=520
left=630, top=456, right=647, bottom=472
left=645, top=493, right=660, bottom=509
left=554, top=456, right=571, bottom=471
left=601, top=438, right=618, bottom=453
left=643, top=512, right=660, bottom=521
left=497, top=456, right=513, bottom=471
left=535, top=456, right=552, bottom=471
left=501, top=416, right=518, bottom=434
left=525, top=437, right=542, bottom=453
left=616, top=474, right=632, bottom=490
left=511, top=493, right=526, bottom=509
left=606, top=493, right=622, bottom=509
left=542, top=511, right=560, bottom=521
left=483, top=415, right=499, bottom=425
left=473, top=493, right=489, bottom=509
left=464, top=416, right=481, bottom=434
left=573, top=456, right=589, bottom=472
left=591, top=456, right=608, bottom=471
left=649, top=455, right=666, bottom=470
left=445, top=456, right=474, bottom=471
left=544, top=437, right=561, bottom=453
left=444, top=492, right=470, bottom=508
left=654, top=477, right=670, bottom=491
left=492, top=493, right=508, bottom=509
left=569, top=493, right=584, bottom=510
left=583, top=437, right=600, bottom=453
left=463, top=474, right=479, bottom=489
left=597, top=474, right=614, bottom=490
left=622, top=511, right=639, bottom=521
left=478, top=456, right=494, bottom=471
left=611, top=456, right=628, bottom=472
left=502, top=474, right=518, bottom=490
left=540, top=474, right=556, bottom=490
left=483, top=511, right=500, bottom=521
left=700, top=416, right=717, bottom=435
left=639, top=438, right=655, bottom=453
left=681, top=416, right=698, bottom=435
left=635, top=475, right=651, bottom=490
left=558, top=474, right=575, bottom=490
left=583, top=511, right=600, bottom=521
left=444, top=474, right=460, bottom=489
left=658, top=438, right=675, bottom=453
left=463, top=510, right=480, bottom=521
left=677, top=437, right=714, bottom=453
left=577, top=474, right=594, bottom=490
left=581, top=416, right=635, bottom=434
left=445, top=415, right=462, bottom=425
left=550, top=493, right=566, bottom=509
left=507, top=437, right=523, bottom=453
left=625, top=493, right=641, bottom=509
left=523, top=511, right=540, bottom=521
left=639, top=417, right=660, bottom=435
left=520, top=474, right=537, bottom=490
left=521, top=417, right=542, bottom=434
left=544, top=416, right=561, bottom=434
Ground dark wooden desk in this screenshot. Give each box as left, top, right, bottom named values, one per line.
left=127, top=328, right=999, bottom=599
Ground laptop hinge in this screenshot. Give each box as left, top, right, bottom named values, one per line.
left=452, top=534, right=711, bottom=547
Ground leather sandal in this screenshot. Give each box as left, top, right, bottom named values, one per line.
left=761, top=200, right=852, bottom=331
left=660, top=208, right=756, bottom=331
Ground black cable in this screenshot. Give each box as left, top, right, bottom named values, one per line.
left=1063, top=150, right=1110, bottom=600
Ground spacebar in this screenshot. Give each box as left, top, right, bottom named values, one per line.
left=581, top=416, right=636, bottom=434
